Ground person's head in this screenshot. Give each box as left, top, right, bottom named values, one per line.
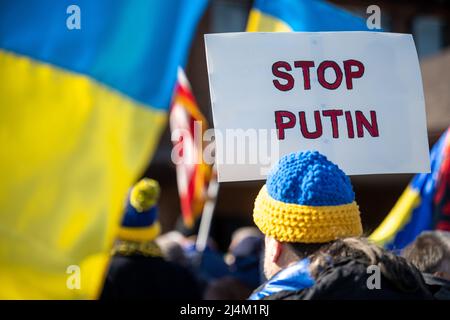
left=156, top=231, right=189, bottom=266
left=224, top=227, right=264, bottom=289
left=252, top=151, right=363, bottom=279
left=226, top=227, right=263, bottom=264
left=116, top=178, right=161, bottom=244
left=402, top=231, right=450, bottom=280
left=228, top=227, right=263, bottom=254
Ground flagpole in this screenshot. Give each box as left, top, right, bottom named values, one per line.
left=196, top=164, right=219, bottom=252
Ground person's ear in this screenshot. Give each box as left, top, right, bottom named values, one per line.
left=272, top=241, right=283, bottom=263
left=266, top=237, right=282, bottom=263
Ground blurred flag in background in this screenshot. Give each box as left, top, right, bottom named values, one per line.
left=434, top=129, right=450, bottom=231
left=247, top=0, right=370, bottom=32
left=170, top=68, right=211, bottom=228
left=370, top=128, right=450, bottom=250
left=0, top=0, right=207, bottom=299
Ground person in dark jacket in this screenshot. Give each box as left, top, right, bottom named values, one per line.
left=256, top=238, right=432, bottom=300
left=100, top=178, right=202, bottom=300
left=249, top=151, right=432, bottom=300
left=402, top=230, right=450, bottom=299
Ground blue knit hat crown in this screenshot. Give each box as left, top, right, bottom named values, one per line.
left=267, top=151, right=355, bottom=206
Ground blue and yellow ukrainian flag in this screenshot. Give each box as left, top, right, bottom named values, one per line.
left=247, top=0, right=370, bottom=32
left=0, top=0, right=207, bottom=299
left=370, top=129, right=450, bottom=250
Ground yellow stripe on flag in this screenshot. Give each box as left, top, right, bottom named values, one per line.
left=0, top=50, right=166, bottom=299
left=246, top=9, right=292, bottom=32
left=369, top=186, right=421, bottom=247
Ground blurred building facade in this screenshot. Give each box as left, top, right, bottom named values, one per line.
left=148, top=0, right=450, bottom=249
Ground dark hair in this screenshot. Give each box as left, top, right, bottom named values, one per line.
left=298, top=237, right=429, bottom=294
left=288, top=242, right=331, bottom=260
left=402, top=231, right=450, bottom=274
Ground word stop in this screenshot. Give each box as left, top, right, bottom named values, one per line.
left=272, top=59, right=365, bottom=91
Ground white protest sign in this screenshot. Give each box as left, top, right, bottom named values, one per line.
left=205, top=32, right=430, bottom=182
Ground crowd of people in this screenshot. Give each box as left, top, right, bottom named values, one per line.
left=100, top=151, right=450, bottom=300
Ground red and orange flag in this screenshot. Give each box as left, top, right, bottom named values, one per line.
left=170, top=68, right=211, bottom=228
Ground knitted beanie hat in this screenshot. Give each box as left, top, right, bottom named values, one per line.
left=253, top=151, right=362, bottom=243
left=117, top=178, right=161, bottom=242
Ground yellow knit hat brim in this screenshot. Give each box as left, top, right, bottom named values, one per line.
left=253, top=185, right=363, bottom=243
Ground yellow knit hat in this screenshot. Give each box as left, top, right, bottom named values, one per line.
left=253, top=151, right=362, bottom=243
